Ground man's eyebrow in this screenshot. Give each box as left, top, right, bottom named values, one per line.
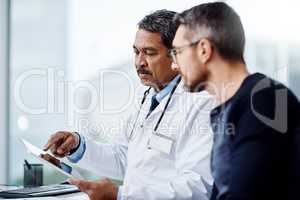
left=133, top=46, right=158, bottom=52
left=142, top=47, right=158, bottom=52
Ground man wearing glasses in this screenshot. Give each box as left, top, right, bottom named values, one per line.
left=171, top=2, right=300, bottom=200
left=44, top=10, right=214, bottom=200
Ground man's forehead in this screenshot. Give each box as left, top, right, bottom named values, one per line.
left=134, top=29, right=164, bottom=49
left=173, top=25, right=192, bottom=46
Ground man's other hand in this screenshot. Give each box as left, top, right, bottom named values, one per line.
left=69, top=178, right=118, bottom=200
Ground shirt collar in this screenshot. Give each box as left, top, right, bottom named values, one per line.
left=155, top=75, right=181, bottom=103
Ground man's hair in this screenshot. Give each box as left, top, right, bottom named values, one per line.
left=174, top=2, right=245, bottom=63
left=138, top=9, right=179, bottom=49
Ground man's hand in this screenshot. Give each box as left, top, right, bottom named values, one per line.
left=69, top=178, right=118, bottom=200
left=43, top=131, right=80, bottom=158
left=40, top=153, right=61, bottom=167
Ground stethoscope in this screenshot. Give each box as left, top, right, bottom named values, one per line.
left=127, top=77, right=181, bottom=141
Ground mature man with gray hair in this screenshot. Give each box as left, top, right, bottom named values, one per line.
left=171, top=2, right=300, bottom=200
left=44, top=9, right=214, bottom=200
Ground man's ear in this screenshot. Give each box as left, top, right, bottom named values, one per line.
left=196, top=38, right=213, bottom=64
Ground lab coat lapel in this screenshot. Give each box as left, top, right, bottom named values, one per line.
left=148, top=92, right=170, bottom=116
left=148, top=80, right=184, bottom=117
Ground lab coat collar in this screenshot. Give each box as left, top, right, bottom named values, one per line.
left=146, top=76, right=184, bottom=118
left=155, top=75, right=181, bottom=103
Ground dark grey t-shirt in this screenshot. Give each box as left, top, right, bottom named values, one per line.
left=210, top=102, right=233, bottom=199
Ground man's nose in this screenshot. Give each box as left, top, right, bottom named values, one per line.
left=135, top=53, right=147, bottom=68
left=171, top=62, right=179, bottom=72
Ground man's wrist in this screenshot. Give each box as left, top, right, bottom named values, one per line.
left=69, top=132, right=81, bottom=155
left=67, top=133, right=86, bottom=163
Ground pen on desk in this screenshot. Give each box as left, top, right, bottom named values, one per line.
left=24, top=159, right=31, bottom=170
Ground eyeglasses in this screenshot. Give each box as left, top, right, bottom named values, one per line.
left=168, top=39, right=202, bottom=64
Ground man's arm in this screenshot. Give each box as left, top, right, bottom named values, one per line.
left=74, top=133, right=128, bottom=181
left=227, top=126, right=287, bottom=200
left=44, top=116, right=132, bottom=181
left=223, top=86, right=300, bottom=200
left=72, top=116, right=131, bottom=181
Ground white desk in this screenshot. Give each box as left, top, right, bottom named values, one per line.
left=0, top=185, right=89, bottom=200
left=0, top=192, right=89, bottom=200
left=45, top=192, right=89, bottom=199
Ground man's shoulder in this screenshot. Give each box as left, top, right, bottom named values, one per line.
left=231, top=73, right=295, bottom=114
left=230, top=73, right=300, bottom=136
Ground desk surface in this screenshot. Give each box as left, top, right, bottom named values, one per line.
left=0, top=192, right=89, bottom=200
left=0, top=185, right=89, bottom=200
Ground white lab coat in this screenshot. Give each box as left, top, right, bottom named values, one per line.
left=76, top=81, right=215, bottom=200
